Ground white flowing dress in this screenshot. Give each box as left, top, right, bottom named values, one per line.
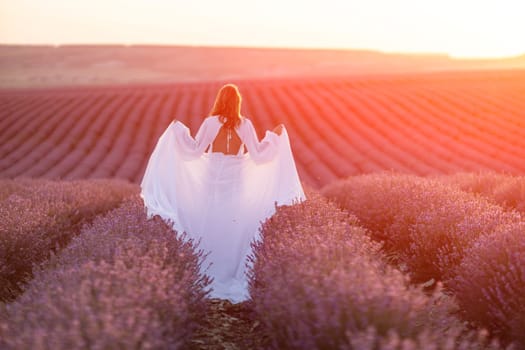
left=140, top=116, right=305, bottom=303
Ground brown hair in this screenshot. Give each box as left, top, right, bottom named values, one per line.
left=209, top=84, right=242, bottom=129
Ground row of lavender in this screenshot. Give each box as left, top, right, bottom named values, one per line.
left=0, top=178, right=137, bottom=301
left=0, top=180, right=210, bottom=349
left=248, top=188, right=510, bottom=349
left=321, top=173, right=525, bottom=348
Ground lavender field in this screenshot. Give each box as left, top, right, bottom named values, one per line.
left=1, top=60, right=525, bottom=348
left=0, top=174, right=524, bottom=349
left=1, top=70, right=525, bottom=189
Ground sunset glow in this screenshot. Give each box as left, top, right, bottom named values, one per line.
left=0, top=0, right=524, bottom=59
left=2, top=1, right=525, bottom=346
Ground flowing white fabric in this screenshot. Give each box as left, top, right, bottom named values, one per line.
left=140, top=116, right=305, bottom=303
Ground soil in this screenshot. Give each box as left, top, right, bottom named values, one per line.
left=189, top=298, right=271, bottom=350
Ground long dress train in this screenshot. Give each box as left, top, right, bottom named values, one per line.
left=140, top=116, right=305, bottom=303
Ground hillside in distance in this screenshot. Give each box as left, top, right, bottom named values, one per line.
left=1, top=44, right=525, bottom=88
left=1, top=69, right=524, bottom=188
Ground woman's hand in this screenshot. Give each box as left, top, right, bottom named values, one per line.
left=273, top=124, right=283, bottom=135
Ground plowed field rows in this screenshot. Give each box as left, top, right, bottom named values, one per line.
left=1, top=70, right=524, bottom=188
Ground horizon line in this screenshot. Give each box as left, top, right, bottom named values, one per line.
left=1, top=42, right=524, bottom=61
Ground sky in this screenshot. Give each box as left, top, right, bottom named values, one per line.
left=0, top=0, right=524, bottom=58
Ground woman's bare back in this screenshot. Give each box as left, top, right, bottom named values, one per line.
left=211, top=125, right=243, bottom=155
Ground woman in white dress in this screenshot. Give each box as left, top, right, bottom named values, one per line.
left=140, top=84, right=305, bottom=303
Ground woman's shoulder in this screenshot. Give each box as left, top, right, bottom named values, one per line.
left=237, top=116, right=252, bottom=131
left=204, top=115, right=222, bottom=125
left=239, top=116, right=253, bottom=125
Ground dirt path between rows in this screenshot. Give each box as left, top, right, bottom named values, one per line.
left=189, top=299, right=270, bottom=350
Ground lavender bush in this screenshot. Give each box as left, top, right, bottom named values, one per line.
left=321, top=173, right=520, bottom=283
left=0, top=178, right=136, bottom=301
left=248, top=189, right=479, bottom=349
left=342, top=327, right=507, bottom=350
left=435, top=172, right=525, bottom=213
left=452, top=221, right=525, bottom=347
left=0, top=196, right=210, bottom=349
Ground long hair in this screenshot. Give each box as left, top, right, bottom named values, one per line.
left=209, top=84, right=242, bottom=129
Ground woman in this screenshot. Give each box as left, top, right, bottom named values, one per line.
left=140, top=84, right=305, bottom=303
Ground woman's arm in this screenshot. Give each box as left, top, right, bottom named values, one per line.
left=172, top=117, right=219, bottom=158
left=239, top=118, right=281, bottom=163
